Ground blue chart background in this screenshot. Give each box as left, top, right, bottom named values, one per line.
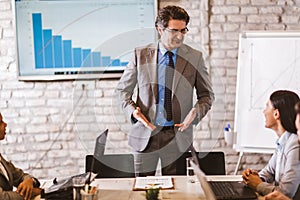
left=15, top=0, right=157, bottom=79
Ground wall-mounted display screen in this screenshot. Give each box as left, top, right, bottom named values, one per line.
left=14, top=0, right=157, bottom=80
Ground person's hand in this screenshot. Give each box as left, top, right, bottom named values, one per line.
left=242, top=168, right=261, bottom=190
left=133, top=107, right=156, bottom=131
left=264, top=190, right=291, bottom=200
left=32, top=188, right=42, bottom=196
left=16, top=177, right=34, bottom=200
left=242, top=168, right=259, bottom=184
left=175, top=108, right=197, bottom=132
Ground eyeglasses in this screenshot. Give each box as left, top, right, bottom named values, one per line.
left=163, top=27, right=189, bottom=35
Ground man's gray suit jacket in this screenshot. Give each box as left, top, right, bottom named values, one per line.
left=0, top=154, right=39, bottom=200
left=116, top=42, right=214, bottom=152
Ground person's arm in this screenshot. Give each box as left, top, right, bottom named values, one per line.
left=195, top=54, right=215, bottom=116
left=176, top=52, right=214, bottom=132
left=242, top=168, right=259, bottom=183
left=116, top=50, right=138, bottom=122
left=259, top=151, right=277, bottom=181
left=8, top=157, right=40, bottom=199
left=133, top=107, right=156, bottom=131
left=269, top=144, right=300, bottom=197
left=257, top=139, right=300, bottom=197
left=16, top=176, right=41, bottom=200
left=116, top=48, right=156, bottom=131
left=241, top=153, right=276, bottom=195
left=0, top=187, right=24, bottom=200
left=242, top=168, right=264, bottom=191
left=193, top=53, right=214, bottom=122
left=249, top=151, right=277, bottom=195
left=264, top=190, right=291, bottom=200
left=0, top=158, right=40, bottom=200
left=0, top=186, right=41, bottom=200
left=175, top=108, right=197, bottom=132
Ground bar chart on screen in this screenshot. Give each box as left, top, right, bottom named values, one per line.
left=15, top=0, right=157, bottom=80
left=32, top=13, right=129, bottom=70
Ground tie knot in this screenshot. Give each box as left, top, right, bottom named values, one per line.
left=167, top=51, right=173, bottom=58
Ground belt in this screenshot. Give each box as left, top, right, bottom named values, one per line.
left=157, top=125, right=174, bottom=131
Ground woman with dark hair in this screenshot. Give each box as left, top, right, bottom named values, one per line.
left=264, top=100, right=300, bottom=200
left=0, top=113, right=41, bottom=199
left=242, top=90, right=300, bottom=198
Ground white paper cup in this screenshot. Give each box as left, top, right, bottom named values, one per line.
left=224, top=131, right=234, bottom=146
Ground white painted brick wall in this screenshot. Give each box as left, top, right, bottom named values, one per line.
left=0, top=0, right=299, bottom=179
left=208, top=0, right=300, bottom=174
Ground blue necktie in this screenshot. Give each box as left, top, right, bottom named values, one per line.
left=164, top=51, right=174, bottom=121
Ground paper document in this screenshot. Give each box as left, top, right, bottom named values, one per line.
left=133, top=176, right=174, bottom=190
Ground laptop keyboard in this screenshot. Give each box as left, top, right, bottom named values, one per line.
left=209, top=181, right=237, bottom=197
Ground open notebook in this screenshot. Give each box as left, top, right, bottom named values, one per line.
left=189, top=147, right=257, bottom=200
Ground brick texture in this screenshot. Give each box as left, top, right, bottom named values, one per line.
left=0, top=0, right=299, bottom=178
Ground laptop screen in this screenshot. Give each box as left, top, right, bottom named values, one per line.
left=191, top=152, right=257, bottom=200
left=190, top=159, right=217, bottom=200
left=93, top=129, right=108, bottom=161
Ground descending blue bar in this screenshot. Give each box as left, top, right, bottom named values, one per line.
left=92, top=52, right=101, bottom=67
left=73, top=48, right=82, bottom=68
left=53, top=36, right=63, bottom=68
left=121, top=62, right=129, bottom=66
left=63, top=40, right=72, bottom=67
left=111, top=59, right=121, bottom=66
left=82, top=49, right=91, bottom=67
left=102, top=56, right=110, bottom=66
left=32, top=13, right=44, bottom=68
left=43, top=29, right=53, bottom=68
left=32, top=13, right=129, bottom=70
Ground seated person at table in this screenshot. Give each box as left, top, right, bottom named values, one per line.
left=0, top=112, right=41, bottom=200
left=264, top=100, right=300, bottom=200
left=242, top=90, right=300, bottom=198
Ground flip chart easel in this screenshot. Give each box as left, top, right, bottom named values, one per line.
left=234, top=31, right=300, bottom=174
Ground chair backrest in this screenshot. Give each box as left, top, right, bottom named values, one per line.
left=85, top=154, right=135, bottom=178
left=176, top=151, right=226, bottom=175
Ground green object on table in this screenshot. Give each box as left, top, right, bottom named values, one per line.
left=145, top=186, right=160, bottom=200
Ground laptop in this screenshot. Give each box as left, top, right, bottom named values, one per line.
left=93, top=128, right=108, bottom=161
left=41, top=130, right=108, bottom=199
left=87, top=129, right=108, bottom=182
left=85, top=129, right=135, bottom=178
left=189, top=147, right=257, bottom=200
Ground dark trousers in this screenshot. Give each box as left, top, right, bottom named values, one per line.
left=133, top=127, right=180, bottom=177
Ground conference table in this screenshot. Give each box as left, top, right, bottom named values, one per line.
left=38, top=175, right=263, bottom=200
left=96, top=175, right=205, bottom=200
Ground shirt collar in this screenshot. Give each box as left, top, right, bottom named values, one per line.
left=276, top=131, right=290, bottom=150
left=158, top=41, right=178, bottom=56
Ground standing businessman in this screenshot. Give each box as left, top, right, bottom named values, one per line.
left=116, top=5, right=214, bottom=176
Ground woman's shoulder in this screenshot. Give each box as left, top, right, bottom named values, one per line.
left=285, top=133, right=300, bottom=151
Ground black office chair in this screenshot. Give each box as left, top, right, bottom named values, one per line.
left=85, top=154, right=135, bottom=178
left=176, top=151, right=226, bottom=175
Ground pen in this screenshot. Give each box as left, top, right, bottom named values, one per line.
left=89, top=186, right=97, bottom=194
